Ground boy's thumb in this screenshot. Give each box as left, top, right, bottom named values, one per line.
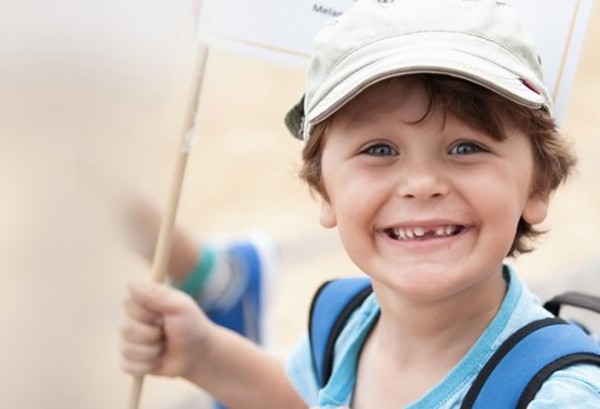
left=128, top=281, right=190, bottom=314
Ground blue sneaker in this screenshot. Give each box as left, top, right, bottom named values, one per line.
left=173, top=231, right=276, bottom=409
left=199, top=231, right=276, bottom=345
left=207, top=232, right=276, bottom=409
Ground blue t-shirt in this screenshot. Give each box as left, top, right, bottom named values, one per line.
left=286, top=266, right=600, bottom=408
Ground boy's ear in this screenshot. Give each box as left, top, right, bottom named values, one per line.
left=522, top=190, right=550, bottom=225
left=319, top=198, right=337, bottom=228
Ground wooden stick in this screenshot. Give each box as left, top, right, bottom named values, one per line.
left=127, top=43, right=210, bottom=409
left=552, top=0, right=583, bottom=103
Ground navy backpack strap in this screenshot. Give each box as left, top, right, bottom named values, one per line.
left=308, top=277, right=372, bottom=388
left=462, top=317, right=600, bottom=409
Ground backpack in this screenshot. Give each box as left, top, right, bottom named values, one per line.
left=308, top=277, right=600, bottom=409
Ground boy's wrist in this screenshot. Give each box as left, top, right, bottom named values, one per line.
left=181, top=323, right=235, bottom=385
left=172, top=245, right=215, bottom=296
left=168, top=228, right=201, bottom=281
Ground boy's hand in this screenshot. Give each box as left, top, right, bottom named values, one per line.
left=119, top=282, right=307, bottom=409
left=119, top=281, right=213, bottom=378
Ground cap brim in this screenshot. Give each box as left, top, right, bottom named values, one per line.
left=305, top=46, right=548, bottom=139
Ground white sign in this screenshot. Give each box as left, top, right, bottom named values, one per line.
left=199, top=0, right=595, bottom=121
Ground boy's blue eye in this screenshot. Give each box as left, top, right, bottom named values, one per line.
left=449, top=141, right=483, bottom=155
left=362, top=143, right=397, bottom=156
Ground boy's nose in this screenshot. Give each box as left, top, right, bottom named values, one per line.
left=394, top=161, right=449, bottom=200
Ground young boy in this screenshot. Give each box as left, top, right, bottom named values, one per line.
left=119, top=0, right=600, bottom=408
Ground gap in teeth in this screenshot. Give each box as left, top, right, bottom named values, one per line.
left=390, top=225, right=460, bottom=240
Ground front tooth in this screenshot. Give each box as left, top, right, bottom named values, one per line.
left=406, top=229, right=414, bottom=238
left=414, top=227, right=425, bottom=237
left=398, top=228, right=407, bottom=239
left=445, top=226, right=453, bottom=235
left=436, top=227, right=445, bottom=236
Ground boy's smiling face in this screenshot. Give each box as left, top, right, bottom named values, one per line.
left=318, top=77, right=550, bottom=302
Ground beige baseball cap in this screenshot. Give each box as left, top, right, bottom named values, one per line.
left=285, top=0, right=550, bottom=142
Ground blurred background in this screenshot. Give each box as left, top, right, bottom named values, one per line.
left=0, top=0, right=598, bottom=407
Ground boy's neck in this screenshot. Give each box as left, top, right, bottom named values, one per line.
left=371, top=267, right=507, bottom=362
left=353, top=269, right=507, bottom=409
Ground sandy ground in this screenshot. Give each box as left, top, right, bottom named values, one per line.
left=1, top=1, right=599, bottom=408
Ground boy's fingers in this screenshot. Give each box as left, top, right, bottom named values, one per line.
left=120, top=358, right=159, bottom=376
left=127, top=281, right=192, bottom=314
left=119, top=339, right=163, bottom=362
left=120, top=319, right=163, bottom=344
left=123, top=298, right=162, bottom=325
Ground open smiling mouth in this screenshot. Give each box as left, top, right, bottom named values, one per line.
left=385, top=225, right=465, bottom=241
